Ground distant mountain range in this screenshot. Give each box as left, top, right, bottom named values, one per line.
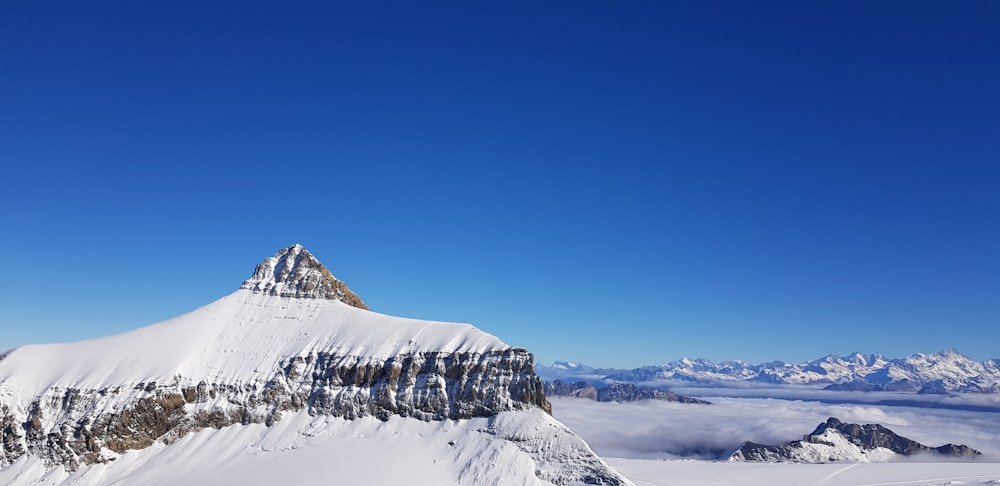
left=536, top=349, right=1000, bottom=394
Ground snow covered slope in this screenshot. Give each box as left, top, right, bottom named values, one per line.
left=0, top=289, right=507, bottom=397
left=0, top=245, right=630, bottom=485
left=1, top=410, right=620, bottom=486
left=607, top=459, right=1000, bottom=486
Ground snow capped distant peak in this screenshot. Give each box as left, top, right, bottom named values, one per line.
left=550, top=361, right=596, bottom=373
left=240, top=245, right=368, bottom=309
left=935, top=348, right=962, bottom=358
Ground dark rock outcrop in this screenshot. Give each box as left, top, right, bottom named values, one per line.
left=597, top=383, right=709, bottom=404
left=544, top=380, right=709, bottom=404
left=545, top=380, right=599, bottom=400
left=813, top=417, right=980, bottom=457
left=731, top=417, right=981, bottom=463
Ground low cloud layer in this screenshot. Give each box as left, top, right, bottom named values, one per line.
left=549, top=393, right=1000, bottom=461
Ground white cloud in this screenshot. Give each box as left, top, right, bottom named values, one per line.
left=550, top=392, right=1000, bottom=461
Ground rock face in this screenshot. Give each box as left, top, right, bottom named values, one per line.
left=3, top=349, right=548, bottom=470
left=544, top=380, right=709, bottom=404
left=240, top=244, right=368, bottom=309
left=545, top=380, right=600, bottom=400
left=0, top=246, right=629, bottom=486
left=730, top=417, right=981, bottom=463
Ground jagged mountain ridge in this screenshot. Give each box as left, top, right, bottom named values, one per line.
left=730, top=417, right=982, bottom=463
left=544, top=381, right=710, bottom=404
left=0, top=245, right=631, bottom=486
left=538, top=349, right=1000, bottom=393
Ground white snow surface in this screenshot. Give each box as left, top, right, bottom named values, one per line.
left=0, top=408, right=631, bottom=486
left=0, top=289, right=508, bottom=397
left=608, top=459, right=1000, bottom=486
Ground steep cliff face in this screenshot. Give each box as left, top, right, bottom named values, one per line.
left=1, top=348, right=547, bottom=470
left=0, top=246, right=625, bottom=486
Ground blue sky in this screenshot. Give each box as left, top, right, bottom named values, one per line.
left=1, top=2, right=998, bottom=368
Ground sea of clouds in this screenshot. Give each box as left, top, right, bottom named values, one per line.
left=549, top=389, right=1000, bottom=461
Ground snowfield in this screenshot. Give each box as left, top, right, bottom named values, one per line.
left=0, top=408, right=627, bottom=486
left=607, top=459, right=1000, bottom=486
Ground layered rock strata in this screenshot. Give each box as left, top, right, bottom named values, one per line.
left=0, top=245, right=590, bottom=482
left=1, top=348, right=548, bottom=470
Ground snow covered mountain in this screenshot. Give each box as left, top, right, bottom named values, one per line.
left=730, top=417, right=981, bottom=463
left=537, top=362, right=627, bottom=383
left=544, top=350, right=1000, bottom=393
left=0, top=245, right=631, bottom=485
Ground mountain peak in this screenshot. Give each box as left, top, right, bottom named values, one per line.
left=239, top=244, right=369, bottom=309
left=732, top=416, right=981, bottom=463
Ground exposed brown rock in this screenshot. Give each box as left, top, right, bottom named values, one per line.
left=1, top=348, right=550, bottom=468
left=240, top=244, right=369, bottom=309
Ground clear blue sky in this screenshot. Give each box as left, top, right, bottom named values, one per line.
left=1, top=1, right=998, bottom=368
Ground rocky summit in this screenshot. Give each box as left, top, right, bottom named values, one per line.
left=240, top=244, right=368, bottom=308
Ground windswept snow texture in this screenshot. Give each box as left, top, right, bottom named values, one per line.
left=0, top=409, right=629, bottom=486
left=607, top=459, right=1000, bottom=486
left=0, top=290, right=506, bottom=396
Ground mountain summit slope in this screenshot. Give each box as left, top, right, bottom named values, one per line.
left=240, top=244, right=368, bottom=308
left=0, top=246, right=629, bottom=485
